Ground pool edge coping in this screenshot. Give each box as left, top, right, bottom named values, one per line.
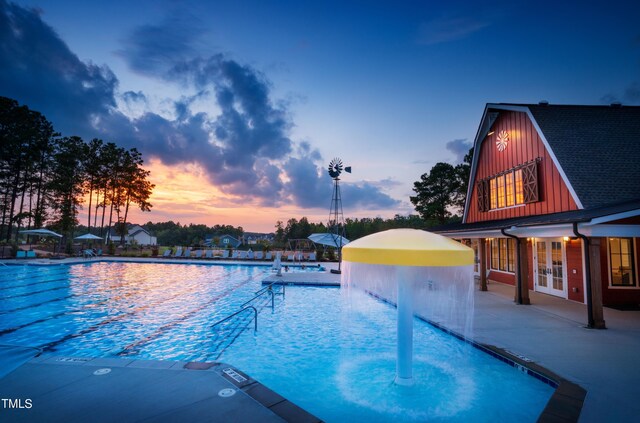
left=363, top=290, right=586, bottom=423
left=419, top=319, right=585, bottom=423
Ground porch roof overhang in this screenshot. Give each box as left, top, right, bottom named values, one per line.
left=435, top=199, right=640, bottom=239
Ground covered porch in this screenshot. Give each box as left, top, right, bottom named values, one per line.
left=436, top=199, right=640, bottom=329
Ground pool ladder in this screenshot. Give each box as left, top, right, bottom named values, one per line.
left=211, top=283, right=286, bottom=332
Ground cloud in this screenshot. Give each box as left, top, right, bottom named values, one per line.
left=281, top=143, right=399, bottom=210
left=116, top=12, right=206, bottom=76
left=600, top=82, right=640, bottom=105
left=445, top=138, right=472, bottom=163
left=368, top=178, right=403, bottom=190
left=0, top=0, right=117, bottom=136
left=342, top=182, right=399, bottom=209
left=0, top=1, right=399, bottom=211
left=417, top=16, right=489, bottom=45
left=122, top=90, right=147, bottom=104
left=412, top=159, right=431, bottom=165
left=623, top=83, right=640, bottom=102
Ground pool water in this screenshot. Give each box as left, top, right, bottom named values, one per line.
left=0, top=262, right=554, bottom=422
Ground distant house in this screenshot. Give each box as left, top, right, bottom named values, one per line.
left=242, top=233, right=275, bottom=245
left=106, top=225, right=157, bottom=246
left=204, top=234, right=241, bottom=248
left=435, top=102, right=640, bottom=329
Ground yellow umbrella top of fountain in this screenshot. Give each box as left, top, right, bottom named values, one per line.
left=342, top=229, right=473, bottom=267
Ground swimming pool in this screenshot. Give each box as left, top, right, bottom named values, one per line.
left=0, top=262, right=554, bottom=421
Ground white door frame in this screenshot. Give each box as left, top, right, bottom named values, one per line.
left=533, top=238, right=568, bottom=298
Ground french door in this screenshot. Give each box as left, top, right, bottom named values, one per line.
left=534, top=238, right=567, bottom=297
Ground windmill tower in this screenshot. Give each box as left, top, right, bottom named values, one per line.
left=328, top=158, right=351, bottom=274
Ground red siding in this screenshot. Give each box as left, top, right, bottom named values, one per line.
left=566, top=240, right=584, bottom=303
left=466, top=111, right=579, bottom=223
left=489, top=271, right=515, bottom=285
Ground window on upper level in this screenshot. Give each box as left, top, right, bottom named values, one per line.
left=477, top=159, right=539, bottom=212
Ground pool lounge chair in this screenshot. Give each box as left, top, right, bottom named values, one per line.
left=287, top=253, right=295, bottom=261
left=193, top=250, right=203, bottom=259
left=238, top=251, right=248, bottom=260
left=255, top=251, right=264, bottom=260
left=205, top=250, right=214, bottom=259
left=16, top=250, right=26, bottom=259
left=247, top=250, right=254, bottom=260
left=26, top=250, right=36, bottom=259
left=265, top=252, right=272, bottom=260
left=221, top=250, right=230, bottom=259
left=161, top=249, right=172, bottom=258
left=182, top=247, right=192, bottom=258
left=172, top=247, right=183, bottom=258
left=308, top=252, right=317, bottom=261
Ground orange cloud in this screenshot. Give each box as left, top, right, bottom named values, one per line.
left=78, top=159, right=405, bottom=233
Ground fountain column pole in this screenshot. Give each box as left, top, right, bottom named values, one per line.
left=395, top=277, right=414, bottom=386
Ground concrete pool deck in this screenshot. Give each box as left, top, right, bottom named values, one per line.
left=472, top=281, right=640, bottom=423
left=2, top=259, right=639, bottom=421
left=0, top=355, right=320, bottom=422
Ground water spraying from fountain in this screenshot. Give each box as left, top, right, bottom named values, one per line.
left=341, top=229, right=474, bottom=386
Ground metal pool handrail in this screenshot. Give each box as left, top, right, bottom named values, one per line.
left=212, top=305, right=258, bottom=332
left=242, top=286, right=275, bottom=309
left=255, top=282, right=285, bottom=298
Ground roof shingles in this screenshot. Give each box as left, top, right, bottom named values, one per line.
left=525, top=104, right=640, bottom=209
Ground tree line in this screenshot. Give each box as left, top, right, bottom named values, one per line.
left=273, top=214, right=429, bottom=247
left=0, top=96, right=154, bottom=251
left=143, top=221, right=244, bottom=247
left=136, top=215, right=427, bottom=249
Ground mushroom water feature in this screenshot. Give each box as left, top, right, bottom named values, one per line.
left=341, top=229, right=475, bottom=386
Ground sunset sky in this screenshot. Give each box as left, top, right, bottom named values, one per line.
left=2, top=0, right=639, bottom=232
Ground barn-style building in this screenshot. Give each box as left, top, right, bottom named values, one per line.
left=436, top=103, right=640, bottom=328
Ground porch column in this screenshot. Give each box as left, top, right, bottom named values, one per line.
left=588, top=238, right=606, bottom=329
left=479, top=238, right=488, bottom=291
left=518, top=240, right=531, bottom=305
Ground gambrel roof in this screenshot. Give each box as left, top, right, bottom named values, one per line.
left=526, top=104, right=640, bottom=209
left=465, top=103, right=640, bottom=221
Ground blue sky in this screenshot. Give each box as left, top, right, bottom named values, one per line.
left=2, top=0, right=639, bottom=231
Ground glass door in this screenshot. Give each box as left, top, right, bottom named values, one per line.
left=534, top=239, right=567, bottom=298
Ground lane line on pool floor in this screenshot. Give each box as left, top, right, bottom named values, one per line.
left=116, top=269, right=272, bottom=357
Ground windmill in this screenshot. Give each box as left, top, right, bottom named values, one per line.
left=328, top=158, right=351, bottom=274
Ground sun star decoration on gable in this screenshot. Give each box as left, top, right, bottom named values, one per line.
left=496, top=130, right=509, bottom=152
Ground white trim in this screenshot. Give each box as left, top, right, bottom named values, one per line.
left=463, top=105, right=492, bottom=223
left=440, top=221, right=640, bottom=240
left=606, top=237, right=639, bottom=289
left=584, top=225, right=640, bottom=237
left=439, top=229, right=506, bottom=238
left=504, top=224, right=577, bottom=238
left=533, top=238, right=568, bottom=298
left=524, top=109, right=584, bottom=209
left=488, top=204, right=526, bottom=213
left=584, top=209, right=640, bottom=225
